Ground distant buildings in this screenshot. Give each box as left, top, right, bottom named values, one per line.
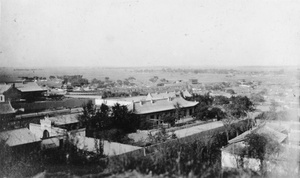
left=189, top=79, right=198, bottom=84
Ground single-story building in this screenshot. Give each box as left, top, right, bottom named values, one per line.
left=0, top=128, right=41, bottom=153
left=95, top=94, right=199, bottom=125
left=29, top=115, right=85, bottom=149
left=221, top=122, right=289, bottom=171
left=0, top=83, right=22, bottom=102
left=15, top=82, right=47, bottom=101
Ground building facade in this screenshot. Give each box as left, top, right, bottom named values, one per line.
left=0, top=84, right=22, bottom=102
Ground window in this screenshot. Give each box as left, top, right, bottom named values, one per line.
left=0, top=95, right=4, bottom=102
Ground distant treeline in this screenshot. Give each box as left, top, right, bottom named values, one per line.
left=133, top=68, right=285, bottom=75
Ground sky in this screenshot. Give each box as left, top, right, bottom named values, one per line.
left=0, top=0, right=299, bottom=68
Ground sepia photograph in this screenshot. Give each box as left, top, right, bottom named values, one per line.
left=0, top=0, right=299, bottom=177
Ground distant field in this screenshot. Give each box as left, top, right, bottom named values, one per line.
left=0, top=66, right=298, bottom=85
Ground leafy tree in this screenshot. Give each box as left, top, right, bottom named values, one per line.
left=269, top=99, right=280, bottom=113
left=226, top=89, right=235, bottom=95
left=213, top=95, right=230, bottom=105
left=227, top=96, right=255, bottom=118
left=95, top=103, right=111, bottom=130
left=116, top=80, right=123, bottom=85
left=162, top=115, right=176, bottom=127
left=79, top=102, right=141, bottom=142
left=139, top=117, right=154, bottom=130
left=78, top=100, right=95, bottom=129
left=221, top=110, right=237, bottom=142
left=205, top=107, right=225, bottom=120
left=173, top=102, right=182, bottom=121
left=111, top=103, right=140, bottom=134
left=128, top=76, right=136, bottom=80
left=241, top=133, right=283, bottom=173
left=148, top=127, right=173, bottom=144
left=191, top=93, right=214, bottom=121
left=221, top=96, right=254, bottom=142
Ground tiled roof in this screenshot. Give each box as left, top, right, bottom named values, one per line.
left=146, top=91, right=180, bottom=100
left=0, top=102, right=16, bottom=114
left=130, top=96, right=198, bottom=114
left=15, top=82, right=47, bottom=92
left=46, top=113, right=80, bottom=125
left=228, top=123, right=288, bottom=144
left=0, top=128, right=41, bottom=147
left=0, top=84, right=12, bottom=94
left=182, top=90, right=192, bottom=97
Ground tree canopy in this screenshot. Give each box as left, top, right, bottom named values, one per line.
left=79, top=102, right=141, bottom=142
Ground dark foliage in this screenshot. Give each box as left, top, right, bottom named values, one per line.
left=162, top=115, right=176, bottom=126
left=58, top=75, right=89, bottom=87
left=226, top=89, right=235, bottom=94
left=110, top=132, right=228, bottom=177
left=80, top=102, right=141, bottom=142
left=226, top=96, right=255, bottom=118
left=111, top=103, right=140, bottom=134
left=213, top=95, right=230, bottom=105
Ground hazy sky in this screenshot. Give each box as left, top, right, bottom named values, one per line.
left=1, top=0, right=299, bottom=67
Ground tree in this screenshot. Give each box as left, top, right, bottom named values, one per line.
left=205, top=107, right=225, bottom=121
left=227, top=96, right=255, bottom=118
left=79, top=102, right=140, bottom=143
left=174, top=102, right=182, bottom=121
left=221, top=110, right=237, bottom=142
left=148, top=126, right=174, bottom=144
left=162, top=115, right=176, bottom=127
left=111, top=103, right=140, bottom=134
left=191, top=93, right=214, bottom=121
left=241, top=133, right=282, bottom=173
left=78, top=100, right=95, bottom=129
left=95, top=103, right=111, bottom=130
left=213, top=95, right=230, bottom=106
left=226, top=89, right=235, bottom=95
left=269, top=99, right=279, bottom=113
